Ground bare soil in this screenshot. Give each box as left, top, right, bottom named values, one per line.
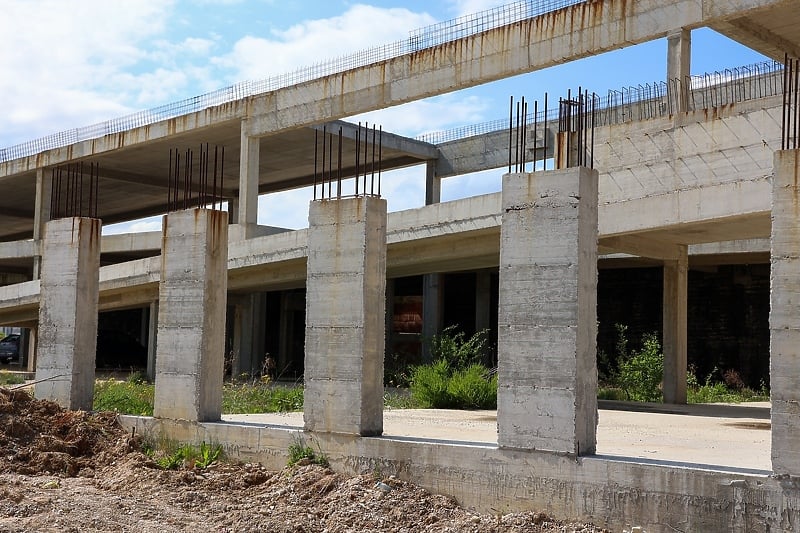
left=0, top=388, right=607, bottom=532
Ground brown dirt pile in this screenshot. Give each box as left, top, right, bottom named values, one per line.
left=0, top=388, right=607, bottom=532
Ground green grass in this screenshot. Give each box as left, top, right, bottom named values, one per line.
left=141, top=437, right=223, bottom=470
left=287, top=437, right=328, bottom=467
left=0, top=371, right=25, bottom=386
left=93, top=377, right=306, bottom=415
left=687, top=383, right=769, bottom=404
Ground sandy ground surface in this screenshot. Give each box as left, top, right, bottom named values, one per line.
left=226, top=401, right=772, bottom=473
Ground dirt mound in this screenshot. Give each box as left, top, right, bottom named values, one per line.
left=0, top=389, right=607, bottom=532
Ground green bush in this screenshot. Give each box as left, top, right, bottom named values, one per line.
left=446, top=364, right=497, bottom=409
left=429, top=326, right=488, bottom=369
left=0, top=371, right=25, bottom=386
left=410, top=358, right=452, bottom=408
left=617, top=333, right=663, bottom=402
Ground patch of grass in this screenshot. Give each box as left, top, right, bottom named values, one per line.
left=597, top=387, right=627, bottom=401
left=383, top=389, right=421, bottom=409
left=287, top=437, right=328, bottom=467
left=93, top=379, right=154, bottom=416
left=222, top=382, right=304, bottom=414
left=144, top=438, right=223, bottom=470
left=0, top=371, right=25, bottom=386
left=687, top=370, right=769, bottom=404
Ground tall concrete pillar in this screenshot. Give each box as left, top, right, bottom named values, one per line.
left=422, top=163, right=443, bottom=360
left=232, top=122, right=260, bottom=241
left=146, top=301, right=158, bottom=381
left=425, top=160, right=441, bottom=205
left=497, top=167, right=598, bottom=455
left=304, top=196, right=387, bottom=436
left=771, top=149, right=800, bottom=476
left=35, top=217, right=101, bottom=410
left=475, top=270, right=492, bottom=333
left=153, top=208, right=228, bottom=422
left=422, top=274, right=443, bottom=361
left=663, top=246, right=688, bottom=404
left=667, top=29, right=691, bottom=113
left=32, top=168, right=52, bottom=280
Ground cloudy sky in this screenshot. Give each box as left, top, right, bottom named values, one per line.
left=0, top=0, right=769, bottom=233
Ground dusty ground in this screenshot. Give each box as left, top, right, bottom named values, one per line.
left=0, top=388, right=607, bottom=533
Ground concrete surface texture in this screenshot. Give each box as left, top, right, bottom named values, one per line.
left=153, top=208, right=228, bottom=422
left=304, top=197, right=387, bottom=436
left=498, top=168, right=599, bottom=455
left=34, top=217, right=100, bottom=410
left=770, top=149, right=800, bottom=476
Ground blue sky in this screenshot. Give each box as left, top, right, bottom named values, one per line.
left=0, top=0, right=769, bottom=232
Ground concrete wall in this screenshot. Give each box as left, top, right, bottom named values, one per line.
left=120, top=413, right=800, bottom=533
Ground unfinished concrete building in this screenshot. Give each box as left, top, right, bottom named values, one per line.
left=1, top=0, right=800, bottom=529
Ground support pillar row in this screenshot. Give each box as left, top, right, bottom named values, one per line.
left=153, top=208, right=228, bottom=422
left=35, top=217, right=101, bottom=410
left=497, top=167, right=599, bottom=455
left=304, top=196, right=387, bottom=436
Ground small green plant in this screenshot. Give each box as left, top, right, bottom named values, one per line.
left=147, top=439, right=223, bottom=470
left=446, top=364, right=497, bottom=409
left=410, top=358, right=452, bottom=407
left=0, top=371, right=25, bottom=386
left=617, top=332, right=664, bottom=402
left=287, top=437, right=328, bottom=467
left=686, top=367, right=770, bottom=404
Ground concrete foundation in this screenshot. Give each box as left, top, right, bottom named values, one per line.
left=35, top=217, right=100, bottom=410
left=770, top=149, right=800, bottom=476
left=153, top=208, right=228, bottom=422
left=497, top=167, right=599, bottom=455
left=304, top=196, right=387, bottom=436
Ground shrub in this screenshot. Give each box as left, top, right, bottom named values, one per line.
left=410, top=358, right=452, bottom=408
left=617, top=333, right=663, bottom=402
left=446, top=364, right=497, bottom=409
left=428, top=326, right=489, bottom=369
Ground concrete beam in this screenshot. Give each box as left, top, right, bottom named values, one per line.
left=600, top=234, right=686, bottom=261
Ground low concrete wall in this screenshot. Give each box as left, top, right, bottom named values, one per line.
left=119, top=415, right=800, bottom=532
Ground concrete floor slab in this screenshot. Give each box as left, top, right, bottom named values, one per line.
left=224, top=401, right=771, bottom=474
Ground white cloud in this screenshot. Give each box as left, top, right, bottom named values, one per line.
left=214, top=5, right=436, bottom=81
left=447, top=0, right=508, bottom=18
left=102, top=217, right=163, bottom=236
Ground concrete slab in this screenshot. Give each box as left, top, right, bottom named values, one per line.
left=224, top=402, right=772, bottom=473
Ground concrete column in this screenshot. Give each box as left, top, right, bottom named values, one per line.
left=233, top=122, right=260, bottom=241
left=153, top=208, right=228, bottom=422
left=422, top=273, right=443, bottom=361
left=146, top=301, right=158, bottom=381
left=663, top=246, right=688, bottom=404
left=667, top=29, right=691, bottom=113
left=35, top=217, right=101, bottom=410
left=425, top=160, right=441, bottom=205
left=497, top=167, right=598, bottom=455
left=32, top=168, right=52, bottom=280
left=304, top=196, right=387, bottom=436
left=475, top=270, right=492, bottom=333
left=770, top=149, right=800, bottom=476
left=422, top=161, right=443, bottom=361
left=26, top=327, right=37, bottom=372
